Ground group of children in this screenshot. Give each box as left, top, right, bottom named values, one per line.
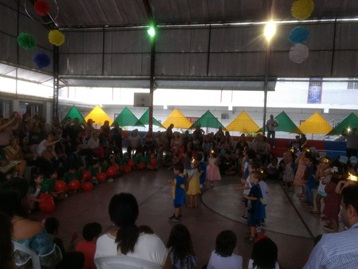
left=169, top=151, right=222, bottom=222
left=280, top=146, right=358, bottom=233
left=167, top=224, right=280, bottom=269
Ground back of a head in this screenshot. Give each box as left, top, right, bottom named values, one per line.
left=109, top=193, right=139, bottom=227
left=251, top=237, right=278, bottom=269
left=0, top=178, right=29, bottom=218
left=82, top=222, right=102, bottom=241
left=167, top=224, right=193, bottom=254
left=108, top=193, right=139, bottom=254
left=215, top=230, right=237, bottom=257
left=342, top=184, right=358, bottom=213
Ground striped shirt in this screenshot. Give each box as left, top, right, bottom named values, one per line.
left=303, top=223, right=358, bottom=269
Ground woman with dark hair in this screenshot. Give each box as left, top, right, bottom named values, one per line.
left=0, top=212, right=16, bottom=269
left=0, top=178, right=62, bottom=268
left=207, top=230, right=243, bottom=269
left=95, top=192, right=170, bottom=268
left=248, top=235, right=280, bottom=269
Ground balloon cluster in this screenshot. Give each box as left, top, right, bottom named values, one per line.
left=288, top=0, right=314, bottom=63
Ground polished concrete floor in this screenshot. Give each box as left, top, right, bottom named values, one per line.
left=34, top=168, right=328, bottom=269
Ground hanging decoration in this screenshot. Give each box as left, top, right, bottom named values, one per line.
left=34, top=0, right=50, bottom=16
left=291, top=0, right=315, bottom=20
left=34, top=52, right=51, bottom=68
left=24, top=0, right=59, bottom=24
left=48, top=30, right=65, bottom=46
left=289, top=44, right=309, bottom=63
left=17, top=33, right=37, bottom=50
left=289, top=26, right=310, bottom=44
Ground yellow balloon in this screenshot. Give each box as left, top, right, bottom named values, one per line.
left=48, top=30, right=65, bottom=46
left=291, top=0, right=314, bottom=20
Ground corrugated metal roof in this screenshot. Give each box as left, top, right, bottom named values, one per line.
left=52, top=0, right=358, bottom=29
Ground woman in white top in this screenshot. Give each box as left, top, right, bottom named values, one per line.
left=248, top=235, right=280, bottom=269
left=207, top=230, right=243, bottom=269
left=95, top=193, right=171, bottom=268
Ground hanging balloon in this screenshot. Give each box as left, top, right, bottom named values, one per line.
left=17, top=33, right=36, bottom=50
left=291, top=0, right=314, bottom=20
left=34, top=52, right=51, bottom=68
left=48, top=30, right=65, bottom=46
left=34, top=0, right=50, bottom=16
left=24, top=0, right=59, bottom=24
left=289, top=27, right=310, bottom=44
left=289, top=44, right=309, bottom=64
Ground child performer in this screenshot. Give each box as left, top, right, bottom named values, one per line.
left=243, top=170, right=266, bottom=242
left=195, top=153, right=207, bottom=189
left=186, top=160, right=201, bottom=208
left=75, top=222, right=102, bottom=269
left=302, top=155, right=316, bottom=208
left=169, top=162, right=186, bottom=222
left=206, top=151, right=221, bottom=187
left=311, top=157, right=331, bottom=215
left=166, top=224, right=197, bottom=269
left=282, top=149, right=296, bottom=192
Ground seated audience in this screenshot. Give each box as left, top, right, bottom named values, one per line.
left=207, top=230, right=243, bottom=269
left=248, top=235, right=279, bottom=269
left=76, top=222, right=102, bottom=269
left=94, top=192, right=170, bottom=268
left=166, top=224, right=197, bottom=269
left=0, top=178, right=63, bottom=268
left=0, top=211, right=16, bottom=269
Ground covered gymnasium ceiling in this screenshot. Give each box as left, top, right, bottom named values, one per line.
left=1, top=0, right=358, bottom=90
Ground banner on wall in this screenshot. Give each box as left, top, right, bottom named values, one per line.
left=307, top=78, right=322, bottom=104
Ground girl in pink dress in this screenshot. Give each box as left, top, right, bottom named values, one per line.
left=294, top=150, right=309, bottom=199
left=206, top=152, right=221, bottom=187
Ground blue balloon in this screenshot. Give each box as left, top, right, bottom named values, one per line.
left=34, top=52, right=51, bottom=68
left=289, top=27, right=310, bottom=44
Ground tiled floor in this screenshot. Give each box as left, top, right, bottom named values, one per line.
left=34, top=168, right=327, bottom=269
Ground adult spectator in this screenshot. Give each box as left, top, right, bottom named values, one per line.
left=266, top=114, right=278, bottom=146
left=0, top=178, right=63, bottom=268
left=0, top=212, right=16, bottom=269
left=342, top=127, right=358, bottom=158
left=127, top=129, right=142, bottom=158
left=94, top=192, right=170, bottom=268
left=0, top=112, right=21, bottom=149
left=303, top=184, right=358, bottom=268
left=4, top=137, right=27, bottom=178
left=111, top=122, right=123, bottom=157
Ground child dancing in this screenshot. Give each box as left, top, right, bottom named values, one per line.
left=169, top=162, right=186, bottom=222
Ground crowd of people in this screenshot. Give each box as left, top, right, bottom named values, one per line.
left=1, top=111, right=358, bottom=268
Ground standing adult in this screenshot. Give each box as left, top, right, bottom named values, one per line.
left=342, top=127, right=358, bottom=158
left=95, top=192, right=170, bottom=268
left=266, top=115, right=278, bottom=146
left=127, top=129, right=142, bottom=158
left=303, top=184, right=358, bottom=268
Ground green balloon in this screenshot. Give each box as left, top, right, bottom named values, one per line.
left=17, top=33, right=36, bottom=50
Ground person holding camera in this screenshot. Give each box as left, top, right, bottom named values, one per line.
left=342, top=127, right=358, bottom=158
